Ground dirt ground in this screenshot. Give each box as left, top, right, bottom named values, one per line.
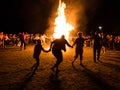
left=0, top=44, right=120, bottom=90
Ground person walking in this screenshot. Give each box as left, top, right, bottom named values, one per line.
left=72, top=32, right=88, bottom=65
left=50, top=35, right=73, bottom=72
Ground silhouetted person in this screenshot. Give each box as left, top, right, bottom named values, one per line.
left=32, top=40, right=50, bottom=69
left=72, top=32, right=88, bottom=65
left=92, top=31, right=102, bottom=62
left=50, top=35, right=72, bottom=72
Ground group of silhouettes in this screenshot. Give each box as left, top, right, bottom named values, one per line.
left=33, top=31, right=103, bottom=73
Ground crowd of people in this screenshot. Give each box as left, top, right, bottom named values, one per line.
left=0, top=31, right=120, bottom=50
left=0, top=32, right=51, bottom=48
left=0, top=31, right=120, bottom=75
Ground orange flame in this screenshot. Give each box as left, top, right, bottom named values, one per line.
left=53, top=0, right=74, bottom=40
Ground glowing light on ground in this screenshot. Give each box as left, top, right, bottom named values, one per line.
left=53, top=0, right=74, bottom=39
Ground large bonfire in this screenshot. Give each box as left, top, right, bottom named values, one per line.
left=53, top=0, right=74, bottom=40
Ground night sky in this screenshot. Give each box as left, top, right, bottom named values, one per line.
left=88, top=0, right=120, bottom=34
left=2, top=0, right=120, bottom=34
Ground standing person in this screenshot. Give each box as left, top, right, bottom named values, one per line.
left=32, top=40, right=50, bottom=69
left=19, top=32, right=27, bottom=50
left=101, top=32, right=107, bottom=55
left=50, top=35, right=73, bottom=72
left=72, top=32, right=88, bottom=65
left=92, top=31, right=102, bottom=62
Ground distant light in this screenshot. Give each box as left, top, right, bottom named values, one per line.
left=98, top=26, right=102, bottom=30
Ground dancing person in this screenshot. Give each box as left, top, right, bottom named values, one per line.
left=32, top=40, right=50, bottom=69
left=50, top=35, right=73, bottom=72
left=72, top=32, right=88, bottom=65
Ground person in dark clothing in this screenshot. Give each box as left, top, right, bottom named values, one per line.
left=50, top=35, right=73, bottom=72
left=92, top=31, right=102, bottom=62
left=32, top=40, right=50, bottom=69
left=72, top=32, right=88, bottom=65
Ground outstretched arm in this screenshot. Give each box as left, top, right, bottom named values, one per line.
left=41, top=46, right=51, bottom=53
left=66, top=40, right=73, bottom=48
left=72, top=39, right=77, bottom=47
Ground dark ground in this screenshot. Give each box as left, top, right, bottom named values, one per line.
left=0, top=44, right=120, bottom=90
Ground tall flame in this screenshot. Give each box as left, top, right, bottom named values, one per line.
left=53, top=0, right=74, bottom=40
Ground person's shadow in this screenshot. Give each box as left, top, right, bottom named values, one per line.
left=44, top=72, right=61, bottom=90
left=7, top=62, right=39, bottom=90
left=12, top=63, right=39, bottom=90
left=72, top=63, right=118, bottom=90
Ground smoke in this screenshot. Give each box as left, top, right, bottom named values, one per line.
left=66, top=0, right=101, bottom=33
left=13, top=0, right=101, bottom=34
left=17, top=0, right=100, bottom=34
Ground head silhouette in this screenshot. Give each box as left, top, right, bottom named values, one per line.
left=61, top=35, right=65, bottom=39
left=77, top=32, right=83, bottom=37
